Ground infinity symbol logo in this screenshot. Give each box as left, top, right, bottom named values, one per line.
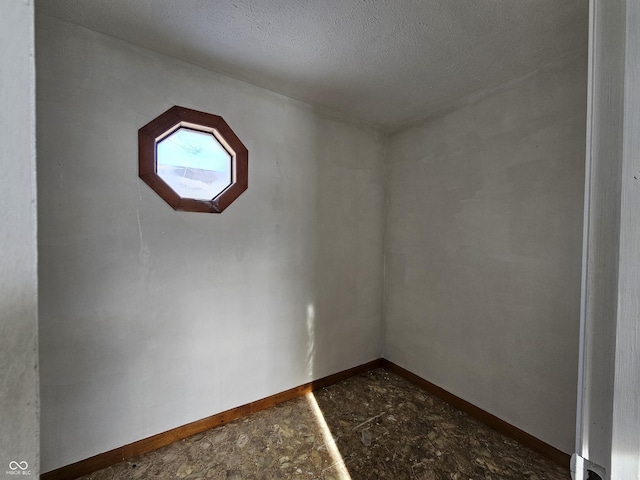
left=8, top=461, right=28, bottom=471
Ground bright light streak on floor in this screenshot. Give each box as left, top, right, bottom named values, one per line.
left=305, top=392, right=352, bottom=480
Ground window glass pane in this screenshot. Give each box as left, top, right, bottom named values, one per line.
left=157, top=128, right=232, bottom=200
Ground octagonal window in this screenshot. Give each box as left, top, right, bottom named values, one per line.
left=139, top=106, right=248, bottom=213
left=157, top=128, right=232, bottom=201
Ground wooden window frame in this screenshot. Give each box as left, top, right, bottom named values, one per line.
left=139, top=106, right=248, bottom=213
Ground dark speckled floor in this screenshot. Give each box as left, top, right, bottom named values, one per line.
left=78, top=369, right=569, bottom=479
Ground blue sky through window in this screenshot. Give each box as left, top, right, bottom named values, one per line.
left=156, top=128, right=232, bottom=200
left=157, top=128, right=230, bottom=171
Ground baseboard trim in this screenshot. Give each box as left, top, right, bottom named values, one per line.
left=42, top=357, right=569, bottom=478
left=380, top=359, right=571, bottom=469
left=40, top=359, right=382, bottom=480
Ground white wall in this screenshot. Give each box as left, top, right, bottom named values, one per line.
left=384, top=53, right=587, bottom=454
left=0, top=1, right=39, bottom=478
left=36, top=16, right=384, bottom=472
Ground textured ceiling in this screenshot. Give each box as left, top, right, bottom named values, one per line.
left=37, top=0, right=589, bottom=131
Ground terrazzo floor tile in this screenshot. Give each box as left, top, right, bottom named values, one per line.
left=77, top=369, right=570, bottom=480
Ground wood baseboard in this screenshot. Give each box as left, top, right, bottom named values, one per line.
left=42, top=357, right=569, bottom=478
left=40, top=359, right=382, bottom=480
left=380, top=358, right=571, bottom=469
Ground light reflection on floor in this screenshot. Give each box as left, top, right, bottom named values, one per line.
left=306, top=392, right=352, bottom=479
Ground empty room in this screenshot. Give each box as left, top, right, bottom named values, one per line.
left=2, top=1, right=639, bottom=479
